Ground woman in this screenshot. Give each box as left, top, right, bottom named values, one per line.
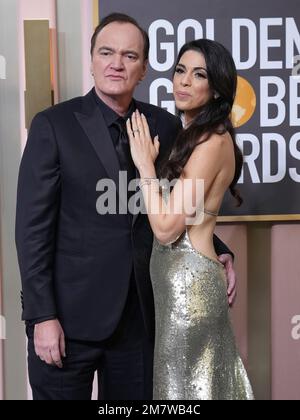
left=126, top=39, right=253, bottom=400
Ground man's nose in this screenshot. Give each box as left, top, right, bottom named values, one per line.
left=110, top=54, right=124, bottom=70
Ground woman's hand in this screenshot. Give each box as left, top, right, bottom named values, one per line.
left=126, top=110, right=160, bottom=171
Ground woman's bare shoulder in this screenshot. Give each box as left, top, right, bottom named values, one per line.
left=187, top=132, right=231, bottom=164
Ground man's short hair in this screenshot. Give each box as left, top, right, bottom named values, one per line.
left=90, top=12, right=150, bottom=61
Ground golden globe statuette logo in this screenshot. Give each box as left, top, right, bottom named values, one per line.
left=232, top=76, right=256, bottom=128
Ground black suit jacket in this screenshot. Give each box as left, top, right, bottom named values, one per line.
left=15, top=89, right=231, bottom=342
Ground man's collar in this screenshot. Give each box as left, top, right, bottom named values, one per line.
left=92, top=88, right=136, bottom=126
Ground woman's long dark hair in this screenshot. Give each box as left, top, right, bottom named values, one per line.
left=159, top=39, right=243, bottom=206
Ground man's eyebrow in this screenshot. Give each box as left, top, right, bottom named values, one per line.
left=123, top=50, right=139, bottom=56
left=97, top=46, right=139, bottom=56
left=98, top=46, right=115, bottom=52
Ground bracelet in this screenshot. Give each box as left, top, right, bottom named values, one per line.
left=139, top=178, right=160, bottom=189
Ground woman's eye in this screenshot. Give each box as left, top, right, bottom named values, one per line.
left=195, top=72, right=207, bottom=79
left=175, top=67, right=184, bottom=74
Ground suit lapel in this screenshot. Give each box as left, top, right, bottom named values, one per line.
left=75, top=92, right=157, bottom=227
left=74, top=91, right=121, bottom=197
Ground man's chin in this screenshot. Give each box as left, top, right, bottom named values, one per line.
left=98, top=88, right=134, bottom=100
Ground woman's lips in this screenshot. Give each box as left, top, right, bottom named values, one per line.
left=176, top=91, right=191, bottom=99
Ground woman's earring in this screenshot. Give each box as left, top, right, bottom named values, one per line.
left=214, top=92, right=220, bottom=99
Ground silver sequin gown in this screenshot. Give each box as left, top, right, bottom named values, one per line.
left=150, top=228, right=254, bottom=400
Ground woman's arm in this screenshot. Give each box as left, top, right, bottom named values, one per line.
left=127, top=111, right=224, bottom=244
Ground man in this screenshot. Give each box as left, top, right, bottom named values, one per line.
left=16, top=13, right=236, bottom=400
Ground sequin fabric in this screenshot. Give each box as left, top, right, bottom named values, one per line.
left=150, top=229, right=254, bottom=400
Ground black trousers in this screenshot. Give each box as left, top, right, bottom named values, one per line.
left=27, top=275, right=154, bottom=400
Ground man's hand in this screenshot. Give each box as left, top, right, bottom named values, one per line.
left=218, top=253, right=236, bottom=306
left=34, top=319, right=66, bottom=368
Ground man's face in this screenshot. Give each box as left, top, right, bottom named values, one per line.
left=91, top=22, right=147, bottom=105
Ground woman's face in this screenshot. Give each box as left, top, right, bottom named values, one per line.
left=173, top=50, right=212, bottom=124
